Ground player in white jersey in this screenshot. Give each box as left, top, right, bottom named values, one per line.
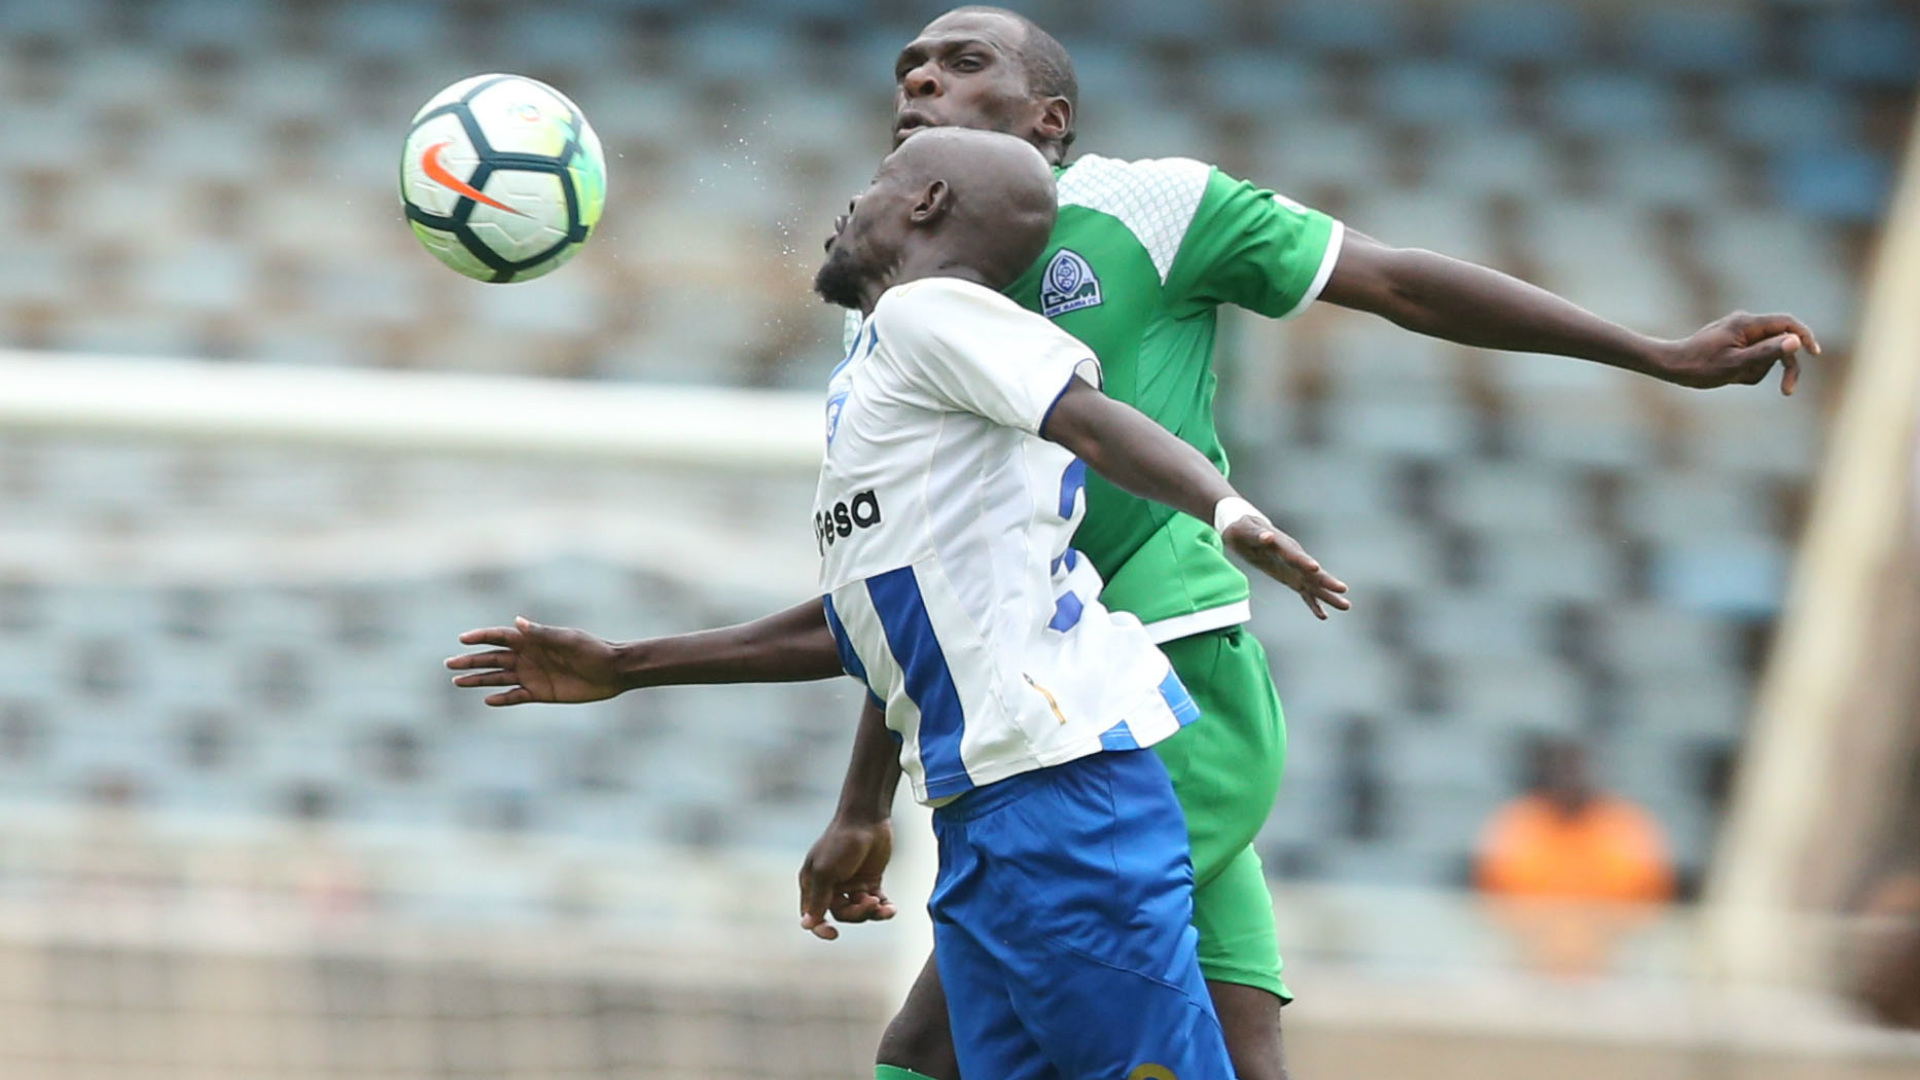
left=812, top=127, right=1344, bottom=1078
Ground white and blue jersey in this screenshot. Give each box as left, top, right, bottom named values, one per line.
left=813, top=276, right=1199, bottom=806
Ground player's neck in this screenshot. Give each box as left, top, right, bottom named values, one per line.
left=874, top=255, right=998, bottom=307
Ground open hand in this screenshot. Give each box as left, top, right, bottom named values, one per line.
left=1658, top=311, right=1821, bottom=395
left=799, top=817, right=895, bottom=941
left=445, top=617, right=625, bottom=706
left=1223, top=517, right=1351, bottom=620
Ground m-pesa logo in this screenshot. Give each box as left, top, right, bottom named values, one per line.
left=420, top=141, right=527, bottom=217
left=815, top=489, right=882, bottom=555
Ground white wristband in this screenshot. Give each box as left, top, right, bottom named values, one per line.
left=1212, top=496, right=1265, bottom=534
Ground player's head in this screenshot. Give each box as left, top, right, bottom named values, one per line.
left=892, top=6, right=1077, bottom=165
left=815, top=127, right=1057, bottom=311
left=1526, top=735, right=1595, bottom=816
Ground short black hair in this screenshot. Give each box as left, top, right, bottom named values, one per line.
left=952, top=6, right=1078, bottom=153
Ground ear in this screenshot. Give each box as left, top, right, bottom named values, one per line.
left=1031, top=97, right=1071, bottom=158
left=909, top=179, right=951, bottom=225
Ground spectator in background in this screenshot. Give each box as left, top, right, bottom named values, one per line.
left=1475, top=736, right=1675, bottom=975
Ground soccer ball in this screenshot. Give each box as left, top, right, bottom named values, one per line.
left=400, top=74, right=607, bottom=283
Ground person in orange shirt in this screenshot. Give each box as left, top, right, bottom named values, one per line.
left=1475, top=737, right=1676, bottom=974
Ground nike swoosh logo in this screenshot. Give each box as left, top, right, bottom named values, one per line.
left=421, top=141, right=527, bottom=217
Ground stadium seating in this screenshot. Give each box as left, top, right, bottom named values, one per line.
left=0, top=0, right=1908, bottom=914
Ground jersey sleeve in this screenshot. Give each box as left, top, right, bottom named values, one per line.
left=1163, top=167, right=1344, bottom=320
left=874, top=280, right=1101, bottom=434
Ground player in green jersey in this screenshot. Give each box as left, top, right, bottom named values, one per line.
left=448, top=7, right=1820, bottom=1079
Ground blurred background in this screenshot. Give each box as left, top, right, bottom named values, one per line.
left=0, top=0, right=1918, bottom=1076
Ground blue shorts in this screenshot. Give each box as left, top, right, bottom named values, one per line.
left=929, top=749, right=1234, bottom=1080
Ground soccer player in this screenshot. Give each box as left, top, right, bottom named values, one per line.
left=812, top=124, right=1341, bottom=1079
left=450, top=8, right=1821, bottom=1080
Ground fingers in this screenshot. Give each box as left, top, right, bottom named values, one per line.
left=1252, top=529, right=1351, bottom=615
left=1728, top=333, right=1803, bottom=386
left=1739, top=312, right=1821, bottom=357
left=445, top=649, right=518, bottom=672
left=829, top=889, right=895, bottom=923
left=1781, top=351, right=1800, bottom=396
left=457, top=626, right=518, bottom=647
left=799, top=859, right=837, bottom=939
left=450, top=670, right=522, bottom=688
left=482, top=687, right=533, bottom=707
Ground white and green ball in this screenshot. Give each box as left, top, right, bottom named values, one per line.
left=400, top=73, right=606, bottom=283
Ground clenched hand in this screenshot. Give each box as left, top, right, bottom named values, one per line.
left=1657, top=311, right=1821, bottom=395
left=799, top=817, right=896, bottom=941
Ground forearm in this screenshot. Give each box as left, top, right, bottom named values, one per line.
left=1042, top=381, right=1240, bottom=525
left=834, top=698, right=902, bottom=824
left=1324, top=238, right=1668, bottom=376
left=613, top=597, right=842, bottom=689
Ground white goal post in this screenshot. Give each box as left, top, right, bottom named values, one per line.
left=0, top=350, right=825, bottom=472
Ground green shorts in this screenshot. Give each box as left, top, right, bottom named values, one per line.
left=1152, top=625, right=1291, bottom=1001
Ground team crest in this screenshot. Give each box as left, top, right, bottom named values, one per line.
left=1040, top=248, right=1103, bottom=317
left=825, top=391, right=849, bottom=447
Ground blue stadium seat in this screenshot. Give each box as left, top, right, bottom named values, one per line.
left=1474, top=532, right=1623, bottom=602
left=1285, top=520, right=1446, bottom=593
left=1374, top=62, right=1507, bottom=131
left=1263, top=447, right=1406, bottom=522
left=1629, top=8, right=1762, bottom=75
left=1770, top=148, right=1895, bottom=223
left=1423, top=130, right=1556, bottom=197
left=0, top=241, right=78, bottom=308
left=1325, top=397, right=1479, bottom=457
left=1449, top=2, right=1586, bottom=65
left=149, top=0, right=274, bottom=51
left=1254, top=119, right=1388, bottom=192
left=1601, top=136, right=1738, bottom=209
left=1700, top=209, right=1856, bottom=345
left=1619, top=673, right=1748, bottom=739
left=1402, top=591, right=1553, bottom=661
left=1436, top=461, right=1588, bottom=535
left=1446, top=657, right=1585, bottom=728
left=1107, top=0, right=1224, bottom=46
left=1347, top=189, right=1499, bottom=269
left=1279, top=0, right=1410, bottom=56
left=1652, top=534, right=1789, bottom=616
left=1389, top=722, right=1511, bottom=794
left=1806, top=9, right=1920, bottom=86
left=1548, top=71, right=1680, bottom=139
left=0, top=0, right=101, bottom=41
left=1203, top=51, right=1320, bottom=118
left=1621, top=471, right=1771, bottom=541
left=327, top=0, right=450, bottom=61
left=1593, top=604, right=1735, bottom=677
left=677, top=19, right=794, bottom=87
left=1719, top=80, right=1857, bottom=151
left=496, top=7, right=626, bottom=74
left=140, top=243, right=256, bottom=317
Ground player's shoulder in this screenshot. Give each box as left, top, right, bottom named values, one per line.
left=874, top=276, right=1027, bottom=329
left=874, top=277, right=1069, bottom=363
left=1057, top=153, right=1218, bottom=210
left=1055, top=155, right=1225, bottom=282
left=1060, top=153, right=1216, bottom=187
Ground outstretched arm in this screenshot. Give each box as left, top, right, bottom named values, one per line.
left=447, top=598, right=841, bottom=707
left=1320, top=230, right=1820, bottom=394
left=1042, top=379, right=1350, bottom=618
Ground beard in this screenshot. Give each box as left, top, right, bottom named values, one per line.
left=812, top=243, right=868, bottom=310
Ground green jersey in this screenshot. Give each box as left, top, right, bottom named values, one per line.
left=1006, top=155, right=1341, bottom=639
left=837, top=154, right=1339, bottom=640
